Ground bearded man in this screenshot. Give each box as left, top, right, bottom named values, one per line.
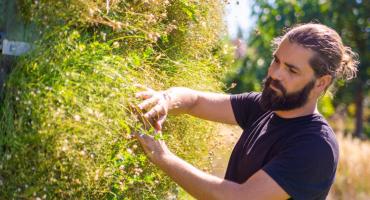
left=134, top=23, right=359, bottom=200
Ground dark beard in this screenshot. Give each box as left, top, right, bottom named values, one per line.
left=260, top=77, right=316, bottom=111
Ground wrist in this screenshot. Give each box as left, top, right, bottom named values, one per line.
left=166, top=87, right=198, bottom=114
left=156, top=151, right=177, bottom=170
left=162, top=89, right=174, bottom=110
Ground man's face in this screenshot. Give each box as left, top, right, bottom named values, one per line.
left=260, top=38, right=317, bottom=111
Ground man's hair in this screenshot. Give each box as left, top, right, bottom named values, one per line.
left=272, top=23, right=359, bottom=82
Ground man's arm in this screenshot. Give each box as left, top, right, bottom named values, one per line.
left=135, top=133, right=290, bottom=200
left=160, top=153, right=289, bottom=200
left=135, top=86, right=237, bottom=130
left=166, top=87, right=236, bottom=124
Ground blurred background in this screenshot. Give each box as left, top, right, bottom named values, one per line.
left=220, top=0, right=369, bottom=199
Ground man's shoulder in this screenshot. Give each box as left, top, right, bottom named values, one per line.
left=298, top=114, right=336, bottom=140
left=284, top=113, right=334, bottom=134
left=230, top=92, right=262, bottom=105
left=273, top=115, right=339, bottom=172
left=230, top=92, right=265, bottom=129
left=274, top=113, right=338, bottom=154
left=288, top=115, right=338, bottom=156
left=263, top=116, right=339, bottom=200
left=233, top=91, right=262, bottom=99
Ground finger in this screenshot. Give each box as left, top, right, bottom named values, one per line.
left=135, top=132, right=157, bottom=154
left=154, top=121, right=162, bottom=132
left=157, top=114, right=166, bottom=125
left=154, top=115, right=167, bottom=131
left=144, top=104, right=165, bottom=120
left=134, top=133, right=150, bottom=152
left=154, top=128, right=162, bottom=135
left=135, top=91, right=154, bottom=100
left=142, top=133, right=155, bottom=141
left=138, top=97, right=159, bottom=111
left=134, top=84, right=155, bottom=92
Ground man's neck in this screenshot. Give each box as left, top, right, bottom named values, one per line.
left=273, top=100, right=318, bottom=119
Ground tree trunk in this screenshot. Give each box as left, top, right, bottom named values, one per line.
left=354, top=80, right=364, bottom=139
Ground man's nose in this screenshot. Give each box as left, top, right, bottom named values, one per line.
left=269, top=64, right=284, bottom=81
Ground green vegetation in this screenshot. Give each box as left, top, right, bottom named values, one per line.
left=0, top=0, right=233, bottom=199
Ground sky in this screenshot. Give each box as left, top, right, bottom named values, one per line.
left=224, top=0, right=255, bottom=39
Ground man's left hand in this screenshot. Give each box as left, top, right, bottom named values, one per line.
left=135, top=132, right=173, bottom=167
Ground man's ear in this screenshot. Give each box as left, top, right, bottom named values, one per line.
left=315, top=75, right=332, bottom=92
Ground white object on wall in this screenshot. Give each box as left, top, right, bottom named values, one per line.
left=2, top=39, right=31, bottom=56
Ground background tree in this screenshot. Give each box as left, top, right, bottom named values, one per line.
left=227, top=0, right=369, bottom=138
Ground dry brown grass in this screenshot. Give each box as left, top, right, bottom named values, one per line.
left=329, top=134, right=370, bottom=200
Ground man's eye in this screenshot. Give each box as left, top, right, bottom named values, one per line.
left=289, top=69, right=297, bottom=74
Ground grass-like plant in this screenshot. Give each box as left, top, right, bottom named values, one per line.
left=0, top=0, right=234, bottom=199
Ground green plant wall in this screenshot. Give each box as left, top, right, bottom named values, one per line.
left=0, top=0, right=233, bottom=199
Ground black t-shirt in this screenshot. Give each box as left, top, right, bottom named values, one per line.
left=225, top=92, right=339, bottom=200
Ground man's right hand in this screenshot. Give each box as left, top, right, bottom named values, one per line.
left=135, top=85, right=170, bottom=131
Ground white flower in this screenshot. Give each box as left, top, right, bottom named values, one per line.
left=74, top=115, right=81, bottom=121
left=80, top=150, right=86, bottom=156
left=86, top=108, right=94, bottom=115
left=113, top=41, right=120, bottom=48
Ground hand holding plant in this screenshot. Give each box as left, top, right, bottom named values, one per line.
left=135, top=132, right=174, bottom=168
left=135, top=85, right=171, bottom=131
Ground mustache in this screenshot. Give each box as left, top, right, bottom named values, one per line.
left=264, top=77, right=286, bottom=94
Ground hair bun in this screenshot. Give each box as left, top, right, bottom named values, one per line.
left=337, top=46, right=359, bottom=81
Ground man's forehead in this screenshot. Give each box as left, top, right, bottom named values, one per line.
left=274, top=39, right=315, bottom=73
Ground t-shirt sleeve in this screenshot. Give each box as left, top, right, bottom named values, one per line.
left=262, top=134, right=338, bottom=200
left=230, top=92, right=264, bottom=130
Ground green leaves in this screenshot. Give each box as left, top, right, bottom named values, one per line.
left=0, top=0, right=231, bottom=199
left=179, top=0, right=198, bottom=22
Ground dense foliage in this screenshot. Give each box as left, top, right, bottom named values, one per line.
left=0, top=0, right=233, bottom=199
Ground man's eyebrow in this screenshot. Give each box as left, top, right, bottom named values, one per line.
left=273, top=53, right=301, bottom=72
left=285, top=62, right=300, bottom=72
left=272, top=53, right=300, bottom=71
